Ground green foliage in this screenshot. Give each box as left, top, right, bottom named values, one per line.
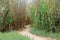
left=30, top=27, right=60, bottom=39
left=0, top=31, right=30, bottom=40
left=30, top=1, right=60, bottom=39
left=0, top=0, right=17, bottom=31
left=57, top=1, right=60, bottom=18
left=30, top=1, right=56, bottom=32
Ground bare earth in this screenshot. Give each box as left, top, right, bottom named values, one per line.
left=18, top=25, right=56, bottom=40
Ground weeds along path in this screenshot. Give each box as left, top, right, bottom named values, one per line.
left=18, top=25, right=56, bottom=40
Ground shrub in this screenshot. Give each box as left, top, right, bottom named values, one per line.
left=30, top=0, right=60, bottom=39
left=30, top=1, right=57, bottom=33
left=0, top=0, right=17, bottom=32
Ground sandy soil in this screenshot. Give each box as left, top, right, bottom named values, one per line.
left=18, top=25, right=56, bottom=40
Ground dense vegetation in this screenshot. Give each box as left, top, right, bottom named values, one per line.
left=0, top=0, right=60, bottom=40
left=0, top=0, right=31, bottom=40
left=0, top=0, right=16, bottom=32
left=30, top=0, right=60, bottom=39
left=0, top=0, right=27, bottom=32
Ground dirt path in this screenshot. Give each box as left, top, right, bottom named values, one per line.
left=18, top=25, right=56, bottom=40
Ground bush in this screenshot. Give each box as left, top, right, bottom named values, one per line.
left=30, top=0, right=60, bottom=39
left=30, top=1, right=58, bottom=33
left=0, top=0, right=17, bottom=32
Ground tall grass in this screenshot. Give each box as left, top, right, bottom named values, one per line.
left=30, top=1, right=57, bottom=33
left=30, top=0, right=60, bottom=39
left=0, top=0, right=17, bottom=32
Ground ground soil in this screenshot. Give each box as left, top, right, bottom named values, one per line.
left=18, top=25, right=56, bottom=40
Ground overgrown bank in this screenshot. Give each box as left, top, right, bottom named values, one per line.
left=30, top=0, right=60, bottom=39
